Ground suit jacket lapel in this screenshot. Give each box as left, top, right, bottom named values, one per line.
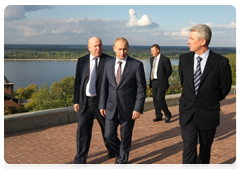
left=187, top=53, right=195, bottom=92
left=82, top=54, right=90, bottom=86
left=84, top=54, right=90, bottom=76
left=157, top=55, right=163, bottom=73
left=200, top=50, right=216, bottom=85
left=109, top=58, right=117, bottom=88
left=150, top=57, right=154, bottom=74
left=117, top=56, right=133, bottom=87
left=96, top=55, right=105, bottom=78
left=150, top=57, right=154, bottom=68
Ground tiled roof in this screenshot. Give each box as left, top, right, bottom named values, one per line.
left=4, top=76, right=13, bottom=85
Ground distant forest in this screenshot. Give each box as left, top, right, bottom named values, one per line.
left=4, top=44, right=236, bottom=60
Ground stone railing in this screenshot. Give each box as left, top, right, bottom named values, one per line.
left=4, top=86, right=236, bottom=134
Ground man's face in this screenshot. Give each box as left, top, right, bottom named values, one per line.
left=151, top=47, right=160, bottom=57
left=187, top=31, right=203, bottom=53
left=88, top=38, right=103, bottom=57
left=113, top=39, right=129, bottom=60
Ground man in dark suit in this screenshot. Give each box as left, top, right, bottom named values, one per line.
left=149, top=44, right=172, bottom=123
left=178, top=24, right=232, bottom=164
left=99, top=38, right=146, bottom=164
left=73, top=37, right=115, bottom=164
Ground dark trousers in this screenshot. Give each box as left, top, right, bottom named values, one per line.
left=75, top=97, right=113, bottom=163
left=104, top=112, right=135, bottom=164
left=181, top=117, right=216, bottom=164
left=152, top=80, right=171, bottom=117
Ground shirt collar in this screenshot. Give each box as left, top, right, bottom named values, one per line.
left=156, top=53, right=161, bottom=59
left=90, top=54, right=100, bottom=61
left=194, top=49, right=210, bottom=60
left=115, top=55, right=128, bottom=64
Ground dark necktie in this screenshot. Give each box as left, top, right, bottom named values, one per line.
left=116, top=61, right=122, bottom=86
left=89, top=57, right=98, bottom=95
left=194, top=56, right=202, bottom=95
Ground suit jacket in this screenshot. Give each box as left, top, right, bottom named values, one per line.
left=178, top=50, right=232, bottom=130
left=73, top=53, right=113, bottom=115
left=149, top=54, right=172, bottom=91
left=98, top=56, right=146, bottom=122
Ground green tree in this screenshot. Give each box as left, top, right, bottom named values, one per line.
left=224, top=54, right=236, bottom=85
left=49, top=76, right=75, bottom=107
left=167, top=65, right=182, bottom=95
left=24, top=76, right=75, bottom=112
left=14, top=84, right=38, bottom=99
left=24, top=84, right=51, bottom=111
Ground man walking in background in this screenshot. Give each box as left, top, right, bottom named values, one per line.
left=99, top=38, right=146, bottom=164
left=73, top=37, right=115, bottom=164
left=179, top=24, right=232, bottom=164
left=149, top=44, right=172, bottom=123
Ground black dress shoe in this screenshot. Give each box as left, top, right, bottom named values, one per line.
left=108, top=152, right=116, bottom=159
left=153, top=117, right=163, bottom=122
left=165, top=115, right=172, bottom=123
left=74, top=157, right=86, bottom=164
left=115, top=156, right=119, bottom=164
left=69, top=164, right=86, bottom=169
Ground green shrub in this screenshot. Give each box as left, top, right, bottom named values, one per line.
left=224, top=54, right=236, bottom=85
left=4, top=106, right=18, bottom=115
left=24, top=76, right=75, bottom=112
left=14, top=84, right=37, bottom=99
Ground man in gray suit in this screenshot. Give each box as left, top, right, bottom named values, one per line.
left=99, top=38, right=146, bottom=164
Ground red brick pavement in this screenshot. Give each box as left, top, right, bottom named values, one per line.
left=4, top=94, right=236, bottom=165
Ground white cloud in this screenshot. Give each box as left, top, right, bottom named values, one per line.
left=151, top=33, right=161, bottom=36
left=4, top=5, right=54, bottom=21
left=164, top=26, right=190, bottom=40
left=164, top=22, right=236, bottom=40
left=4, top=5, right=26, bottom=21
left=126, top=9, right=157, bottom=27
left=4, top=15, right=236, bottom=47
left=4, top=17, right=131, bottom=44
left=206, top=22, right=236, bottom=29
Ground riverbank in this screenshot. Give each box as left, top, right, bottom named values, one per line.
left=4, top=59, right=78, bottom=61
left=4, top=58, right=180, bottom=61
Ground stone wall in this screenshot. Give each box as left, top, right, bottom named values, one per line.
left=4, top=86, right=236, bottom=134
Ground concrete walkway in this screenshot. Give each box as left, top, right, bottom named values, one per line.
left=4, top=95, right=236, bottom=167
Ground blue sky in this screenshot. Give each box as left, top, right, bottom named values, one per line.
left=3, top=2, right=237, bottom=47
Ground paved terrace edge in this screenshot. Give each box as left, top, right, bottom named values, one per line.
left=4, top=86, right=236, bottom=134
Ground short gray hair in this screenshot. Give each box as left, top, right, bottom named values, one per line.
left=190, top=24, right=212, bottom=46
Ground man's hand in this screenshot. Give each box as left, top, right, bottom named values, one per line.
left=100, top=109, right=106, bottom=117
left=132, top=111, right=141, bottom=120
left=74, top=104, right=79, bottom=113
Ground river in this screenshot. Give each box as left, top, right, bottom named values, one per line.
left=4, top=59, right=179, bottom=90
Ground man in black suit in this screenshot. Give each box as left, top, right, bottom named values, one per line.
left=179, top=24, right=232, bottom=164
left=99, top=38, right=146, bottom=164
left=73, top=37, right=115, bottom=164
left=149, top=44, right=172, bottom=123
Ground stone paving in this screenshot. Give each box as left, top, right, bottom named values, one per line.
left=4, top=94, right=236, bottom=167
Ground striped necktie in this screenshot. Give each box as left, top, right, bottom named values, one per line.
left=89, top=57, right=98, bottom=95
left=194, top=56, right=202, bottom=95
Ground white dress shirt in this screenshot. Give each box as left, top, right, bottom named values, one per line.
left=152, top=53, right=161, bottom=79
left=86, top=54, right=100, bottom=96
left=194, top=49, right=210, bottom=74
left=114, top=56, right=128, bottom=77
